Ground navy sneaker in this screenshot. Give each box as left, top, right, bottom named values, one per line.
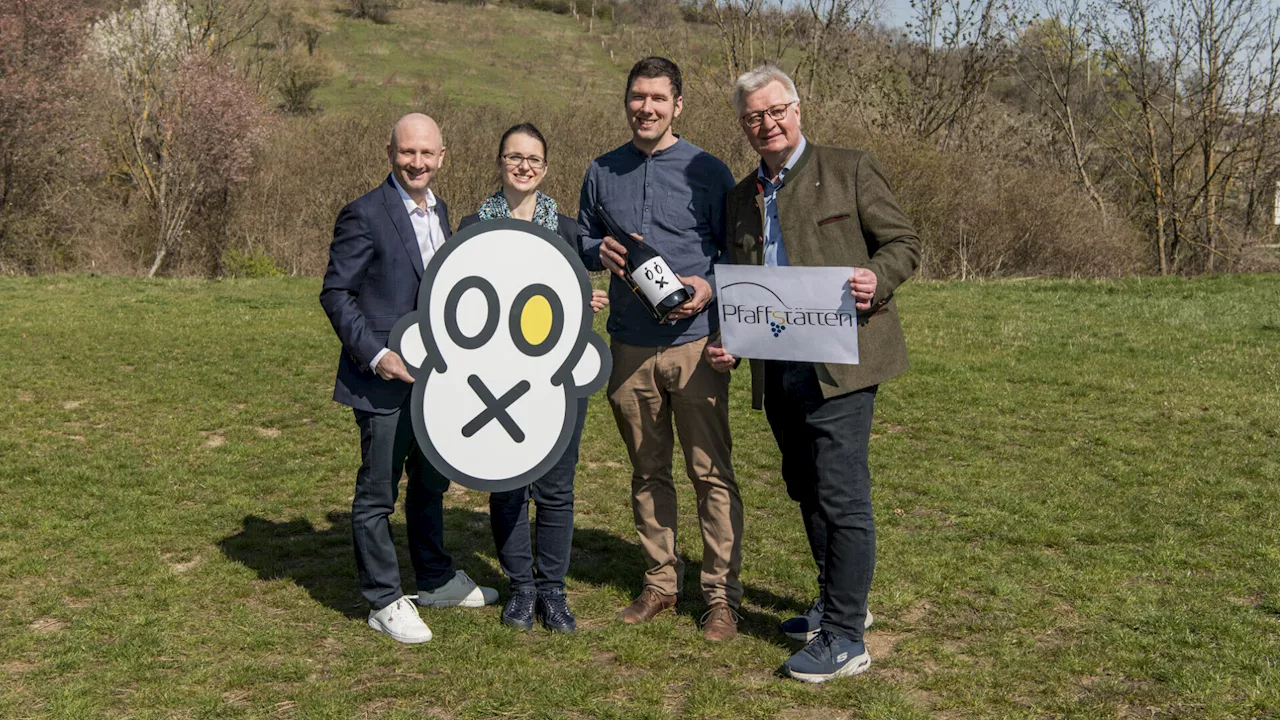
left=780, top=596, right=824, bottom=641
left=783, top=629, right=871, bottom=683
left=781, top=597, right=874, bottom=642
left=536, top=590, right=577, bottom=633
left=501, top=590, right=536, bottom=631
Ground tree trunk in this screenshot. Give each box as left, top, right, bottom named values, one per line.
left=148, top=244, right=167, bottom=277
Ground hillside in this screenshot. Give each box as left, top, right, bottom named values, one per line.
left=312, top=2, right=626, bottom=111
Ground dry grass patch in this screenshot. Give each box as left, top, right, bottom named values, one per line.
left=28, top=618, right=66, bottom=634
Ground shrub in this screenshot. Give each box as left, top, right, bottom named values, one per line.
left=347, top=0, right=392, bottom=23
left=277, top=47, right=335, bottom=114
left=223, top=246, right=286, bottom=277
left=0, top=0, right=89, bottom=274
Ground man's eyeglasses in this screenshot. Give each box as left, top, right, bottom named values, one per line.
left=740, top=101, right=797, bottom=129
left=501, top=153, right=546, bottom=169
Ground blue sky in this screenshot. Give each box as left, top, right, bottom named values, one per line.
left=877, top=0, right=916, bottom=28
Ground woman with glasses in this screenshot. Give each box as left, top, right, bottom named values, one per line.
left=458, top=123, right=607, bottom=633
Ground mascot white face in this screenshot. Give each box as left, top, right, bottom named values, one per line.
left=390, top=219, right=609, bottom=492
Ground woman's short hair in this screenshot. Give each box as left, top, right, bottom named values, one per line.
left=732, top=64, right=800, bottom=114
left=498, top=123, right=548, bottom=161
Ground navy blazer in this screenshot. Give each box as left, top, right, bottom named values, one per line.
left=320, top=174, right=452, bottom=413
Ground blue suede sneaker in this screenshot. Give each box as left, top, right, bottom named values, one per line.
left=501, top=590, right=536, bottom=631
left=781, top=597, right=874, bottom=642
left=780, top=596, right=824, bottom=641
left=783, top=629, right=871, bottom=683
left=536, top=590, right=576, bottom=633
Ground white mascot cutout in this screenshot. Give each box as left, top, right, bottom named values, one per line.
left=389, top=218, right=610, bottom=492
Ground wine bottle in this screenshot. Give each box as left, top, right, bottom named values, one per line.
left=594, top=202, right=692, bottom=323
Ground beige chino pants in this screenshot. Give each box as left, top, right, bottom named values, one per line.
left=607, top=337, right=743, bottom=607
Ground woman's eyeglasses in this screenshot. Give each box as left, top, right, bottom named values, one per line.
left=501, top=154, right=546, bottom=169
left=739, top=101, right=797, bottom=129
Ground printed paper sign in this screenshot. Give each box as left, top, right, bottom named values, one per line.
left=715, top=265, right=859, bottom=365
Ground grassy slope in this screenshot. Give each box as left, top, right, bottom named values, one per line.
left=313, top=3, right=624, bottom=112
left=1, top=275, right=1277, bottom=719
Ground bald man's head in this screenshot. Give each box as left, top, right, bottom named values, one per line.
left=387, top=113, right=446, bottom=204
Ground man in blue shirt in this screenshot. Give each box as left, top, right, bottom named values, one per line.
left=578, top=57, right=742, bottom=642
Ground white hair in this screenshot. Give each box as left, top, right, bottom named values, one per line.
left=732, top=64, right=800, bottom=114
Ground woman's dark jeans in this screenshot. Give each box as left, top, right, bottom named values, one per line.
left=489, top=397, right=588, bottom=593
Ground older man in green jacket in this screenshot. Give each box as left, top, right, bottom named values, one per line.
left=705, top=64, right=920, bottom=682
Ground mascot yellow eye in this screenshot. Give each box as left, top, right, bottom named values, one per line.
left=520, top=294, right=553, bottom=346
left=510, top=283, right=564, bottom=357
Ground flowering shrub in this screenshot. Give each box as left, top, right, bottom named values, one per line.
left=0, top=0, right=89, bottom=273
left=88, top=0, right=270, bottom=276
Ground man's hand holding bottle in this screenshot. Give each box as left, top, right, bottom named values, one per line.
left=599, top=233, right=708, bottom=323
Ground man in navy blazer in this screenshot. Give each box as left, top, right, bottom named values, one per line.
left=321, top=113, right=496, bottom=644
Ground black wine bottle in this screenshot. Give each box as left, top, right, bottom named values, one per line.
left=594, top=202, right=691, bottom=322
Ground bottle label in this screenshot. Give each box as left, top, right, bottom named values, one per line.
left=633, top=256, right=679, bottom=307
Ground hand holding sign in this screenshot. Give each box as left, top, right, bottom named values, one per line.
left=703, top=338, right=736, bottom=372
left=849, top=268, right=877, bottom=310
left=374, top=351, right=415, bottom=383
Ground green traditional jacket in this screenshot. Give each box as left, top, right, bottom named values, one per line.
left=723, top=142, right=921, bottom=410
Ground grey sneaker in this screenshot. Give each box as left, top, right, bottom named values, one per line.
left=415, top=571, right=499, bottom=608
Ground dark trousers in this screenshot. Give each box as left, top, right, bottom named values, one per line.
left=489, top=397, right=588, bottom=593
left=764, top=360, right=877, bottom=642
left=352, top=405, right=454, bottom=611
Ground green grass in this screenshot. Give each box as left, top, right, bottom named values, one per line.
left=1, top=274, right=1278, bottom=718
left=313, top=3, right=624, bottom=111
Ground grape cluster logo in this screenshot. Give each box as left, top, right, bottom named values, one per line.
left=769, top=319, right=786, bottom=338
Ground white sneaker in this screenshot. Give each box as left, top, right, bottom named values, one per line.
left=414, top=571, right=499, bottom=608
left=367, top=595, right=433, bottom=644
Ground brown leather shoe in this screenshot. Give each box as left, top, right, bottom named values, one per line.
left=619, top=588, right=677, bottom=624
left=702, top=601, right=739, bottom=642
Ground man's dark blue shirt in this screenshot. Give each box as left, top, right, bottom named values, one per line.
left=578, top=137, right=735, bottom=347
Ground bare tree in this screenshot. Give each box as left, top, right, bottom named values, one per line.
left=1183, top=0, right=1271, bottom=271
left=1095, top=0, right=1190, bottom=273
left=792, top=0, right=878, bottom=100
left=885, top=0, right=1018, bottom=146
left=1236, top=11, right=1280, bottom=252
left=703, top=0, right=800, bottom=86
left=1012, top=0, right=1112, bottom=217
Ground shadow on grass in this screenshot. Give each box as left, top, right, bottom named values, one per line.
left=217, top=509, right=508, bottom=620
left=218, top=507, right=808, bottom=645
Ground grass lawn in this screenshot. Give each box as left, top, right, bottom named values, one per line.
left=1, top=274, right=1278, bottom=719
left=313, top=3, right=623, bottom=112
